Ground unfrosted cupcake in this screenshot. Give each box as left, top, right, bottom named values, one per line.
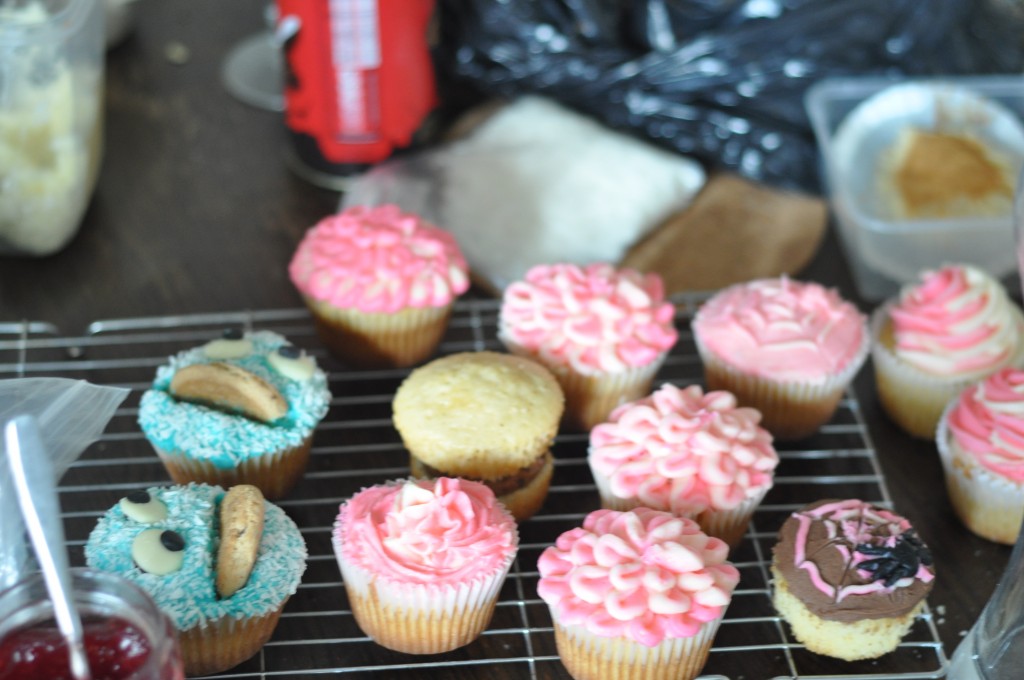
left=872, top=263, right=1024, bottom=438
left=288, top=204, right=470, bottom=368
left=86, top=484, right=307, bottom=676
left=937, top=367, right=1024, bottom=544
left=692, top=277, right=869, bottom=440
left=138, top=330, right=331, bottom=500
left=771, top=499, right=935, bottom=661
left=332, top=477, right=518, bottom=654
left=588, top=383, right=778, bottom=548
left=538, top=507, right=739, bottom=680
left=499, top=262, right=678, bottom=432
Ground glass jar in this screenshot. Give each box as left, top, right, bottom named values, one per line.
left=0, top=0, right=104, bottom=256
left=0, top=568, right=184, bottom=680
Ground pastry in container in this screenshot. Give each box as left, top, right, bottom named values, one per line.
left=587, top=383, right=779, bottom=548
left=288, top=203, right=470, bottom=368
left=771, top=499, right=935, bottom=661
left=937, top=367, right=1024, bottom=545
left=137, top=329, right=331, bottom=500
left=498, top=262, right=678, bottom=432
left=871, top=263, right=1024, bottom=438
left=692, top=276, right=869, bottom=440
left=392, top=350, right=564, bottom=521
left=332, top=477, right=518, bottom=654
left=537, top=507, right=739, bottom=680
left=86, top=483, right=307, bottom=676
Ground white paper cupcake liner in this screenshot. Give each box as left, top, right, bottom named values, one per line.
left=936, top=402, right=1024, bottom=545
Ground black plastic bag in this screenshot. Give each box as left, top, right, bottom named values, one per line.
left=434, top=0, right=1024, bottom=192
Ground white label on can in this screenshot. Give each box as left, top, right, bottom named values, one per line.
left=329, top=0, right=381, bottom=136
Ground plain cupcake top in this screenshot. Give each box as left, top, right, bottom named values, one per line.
left=333, top=477, right=518, bottom=587
left=498, top=263, right=678, bottom=375
left=588, top=384, right=778, bottom=514
left=888, top=264, right=1019, bottom=378
left=946, top=367, right=1024, bottom=483
left=537, top=508, right=739, bottom=647
left=288, top=204, right=470, bottom=314
left=772, top=499, right=935, bottom=622
left=693, top=277, right=866, bottom=382
left=85, top=484, right=307, bottom=630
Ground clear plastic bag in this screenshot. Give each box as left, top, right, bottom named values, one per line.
left=433, top=0, right=1024, bottom=192
left=0, top=379, right=129, bottom=589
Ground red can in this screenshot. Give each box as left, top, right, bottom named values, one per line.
left=276, top=0, right=438, bottom=188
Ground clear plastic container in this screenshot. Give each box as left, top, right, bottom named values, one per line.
left=805, top=76, right=1024, bottom=301
left=0, top=0, right=104, bottom=256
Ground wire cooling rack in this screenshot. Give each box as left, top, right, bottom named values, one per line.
left=0, top=294, right=949, bottom=680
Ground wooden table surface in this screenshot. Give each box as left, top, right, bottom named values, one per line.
left=0, top=1, right=1013, bottom=678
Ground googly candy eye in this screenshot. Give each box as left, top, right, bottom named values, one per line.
left=268, top=344, right=315, bottom=381
left=132, top=529, right=186, bottom=575
left=202, top=328, right=254, bottom=360
left=119, top=490, right=168, bottom=523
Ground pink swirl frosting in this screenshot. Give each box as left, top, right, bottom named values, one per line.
left=498, top=263, right=678, bottom=374
left=335, top=477, right=518, bottom=586
left=889, top=264, right=1019, bottom=377
left=947, top=368, right=1024, bottom=483
left=589, top=384, right=778, bottom=514
left=288, top=204, right=470, bottom=314
left=693, top=277, right=866, bottom=382
left=537, top=508, right=739, bottom=646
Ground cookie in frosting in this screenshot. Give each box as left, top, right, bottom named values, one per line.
left=85, top=483, right=307, bottom=676
left=138, top=329, right=331, bottom=499
left=871, top=263, right=1024, bottom=438
left=770, top=499, right=935, bottom=661
left=937, top=367, right=1024, bottom=544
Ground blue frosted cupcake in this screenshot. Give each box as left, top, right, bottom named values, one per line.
left=138, top=330, right=331, bottom=499
left=85, top=483, right=307, bottom=677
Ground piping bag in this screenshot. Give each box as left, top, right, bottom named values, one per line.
left=0, top=378, right=130, bottom=590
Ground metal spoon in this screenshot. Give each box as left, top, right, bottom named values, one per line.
left=4, top=415, right=91, bottom=680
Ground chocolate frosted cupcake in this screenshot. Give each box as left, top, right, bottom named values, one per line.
left=771, top=499, right=935, bottom=661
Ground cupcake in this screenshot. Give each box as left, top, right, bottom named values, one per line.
left=771, top=499, right=935, bottom=661
left=871, top=263, right=1024, bottom=438
left=537, top=508, right=739, bottom=680
left=288, top=204, right=470, bottom=368
left=392, top=351, right=564, bottom=521
left=332, top=477, right=518, bottom=654
left=498, top=262, right=678, bottom=432
left=937, top=367, right=1024, bottom=544
left=138, top=329, right=331, bottom=500
left=692, top=276, right=869, bottom=440
left=85, top=484, right=307, bottom=676
left=587, top=383, right=779, bottom=548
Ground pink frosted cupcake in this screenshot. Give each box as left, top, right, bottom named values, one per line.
left=937, top=367, right=1024, bottom=544
left=498, top=263, right=678, bottom=432
left=289, top=204, right=470, bottom=368
left=538, top=508, right=739, bottom=680
left=332, top=477, right=518, bottom=654
left=588, top=383, right=779, bottom=547
left=872, top=264, right=1024, bottom=438
left=692, top=277, right=869, bottom=440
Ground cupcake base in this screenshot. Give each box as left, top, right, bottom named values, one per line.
left=154, top=435, right=312, bottom=501
left=180, top=607, right=286, bottom=677
left=552, top=618, right=719, bottom=680
left=305, top=296, right=452, bottom=369
left=771, top=566, right=922, bottom=661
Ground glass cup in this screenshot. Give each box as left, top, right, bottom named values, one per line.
left=0, top=568, right=184, bottom=680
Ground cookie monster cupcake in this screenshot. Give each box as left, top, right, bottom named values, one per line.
left=332, top=477, right=518, bottom=654
left=538, top=508, right=740, bottom=680
left=138, top=329, right=331, bottom=500
left=588, top=383, right=779, bottom=548
left=85, top=484, right=307, bottom=676
left=499, top=262, right=678, bottom=432
left=289, top=204, right=470, bottom=368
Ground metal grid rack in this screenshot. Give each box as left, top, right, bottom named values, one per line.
left=0, top=294, right=949, bottom=680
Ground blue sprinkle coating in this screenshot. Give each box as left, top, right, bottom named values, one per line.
left=137, top=331, right=331, bottom=468
left=85, top=483, right=308, bottom=631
